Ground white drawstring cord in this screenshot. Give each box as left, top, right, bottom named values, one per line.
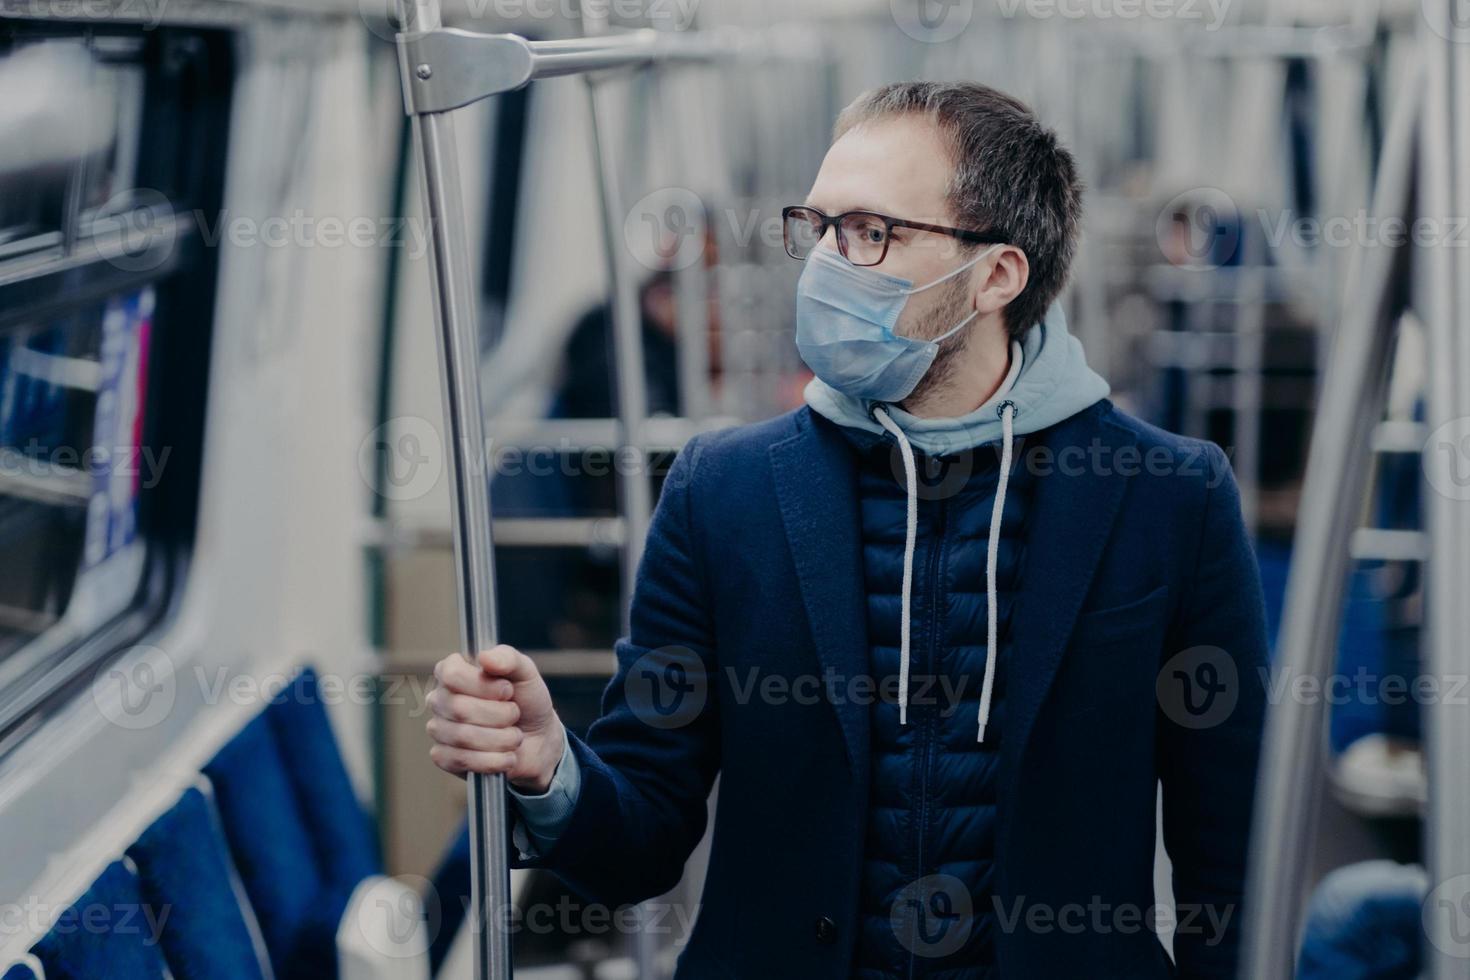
left=871, top=406, right=917, bottom=726
left=978, top=400, right=1016, bottom=743
left=873, top=399, right=1016, bottom=740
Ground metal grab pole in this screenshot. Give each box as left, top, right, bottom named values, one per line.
left=579, top=11, right=657, bottom=978
left=396, top=0, right=513, bottom=977
left=652, top=58, right=713, bottom=423
left=580, top=66, right=655, bottom=608
left=390, top=19, right=778, bottom=980
left=1238, top=62, right=1420, bottom=980
left=394, top=28, right=753, bottom=116
left=1422, top=9, right=1470, bottom=974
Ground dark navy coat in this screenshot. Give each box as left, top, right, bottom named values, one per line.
left=514, top=400, right=1269, bottom=979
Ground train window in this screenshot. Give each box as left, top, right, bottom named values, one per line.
left=478, top=84, right=533, bottom=339
left=80, top=38, right=149, bottom=231
left=0, top=24, right=231, bottom=746
left=0, top=289, right=153, bottom=658
left=0, top=39, right=83, bottom=260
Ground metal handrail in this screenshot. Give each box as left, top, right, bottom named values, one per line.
left=1418, top=7, right=1470, bottom=974
left=396, top=1, right=512, bottom=976
left=1238, top=56, right=1421, bottom=979
left=396, top=25, right=784, bottom=115
left=392, top=7, right=760, bottom=977
left=583, top=65, right=654, bottom=609
left=575, top=8, right=658, bottom=975
left=1244, top=10, right=1470, bottom=973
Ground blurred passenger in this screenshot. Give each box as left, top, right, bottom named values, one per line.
left=494, top=269, right=710, bottom=653
left=552, top=269, right=682, bottom=421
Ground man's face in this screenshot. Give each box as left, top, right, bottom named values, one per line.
left=803, top=114, right=979, bottom=345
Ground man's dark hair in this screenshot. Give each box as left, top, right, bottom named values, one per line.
left=834, top=81, right=1082, bottom=340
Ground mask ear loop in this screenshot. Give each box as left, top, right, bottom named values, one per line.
left=909, top=243, right=1004, bottom=343
left=902, top=242, right=1003, bottom=296
left=930, top=309, right=978, bottom=344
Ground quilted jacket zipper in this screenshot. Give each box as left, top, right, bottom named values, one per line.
left=907, top=494, right=948, bottom=980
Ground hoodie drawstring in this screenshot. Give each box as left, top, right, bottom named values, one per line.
left=871, top=406, right=917, bottom=726
left=978, top=400, right=1015, bottom=742
left=872, top=400, right=1016, bottom=742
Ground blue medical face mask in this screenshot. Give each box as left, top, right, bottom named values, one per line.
left=795, top=243, right=1001, bottom=403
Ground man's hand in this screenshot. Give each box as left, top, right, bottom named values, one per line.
left=427, top=644, right=566, bottom=794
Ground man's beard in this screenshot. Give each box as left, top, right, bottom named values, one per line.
left=901, top=276, right=974, bottom=407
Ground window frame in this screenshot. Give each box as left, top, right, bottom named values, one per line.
left=0, top=22, right=234, bottom=751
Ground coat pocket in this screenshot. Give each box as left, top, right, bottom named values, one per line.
left=1071, top=584, right=1170, bottom=647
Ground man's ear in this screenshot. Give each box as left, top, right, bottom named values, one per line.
left=971, top=245, right=1029, bottom=316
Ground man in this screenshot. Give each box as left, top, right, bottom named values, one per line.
left=427, top=81, right=1268, bottom=979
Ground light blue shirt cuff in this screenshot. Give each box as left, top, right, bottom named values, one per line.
left=506, top=732, right=580, bottom=859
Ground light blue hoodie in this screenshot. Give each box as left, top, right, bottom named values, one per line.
left=803, top=302, right=1110, bottom=454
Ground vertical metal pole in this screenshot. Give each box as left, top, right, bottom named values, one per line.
left=397, top=1, right=512, bottom=977
left=1182, top=298, right=1209, bottom=440
left=583, top=88, right=655, bottom=603
left=1239, top=63, right=1419, bottom=979
left=579, top=7, right=657, bottom=977
left=1066, top=46, right=1111, bottom=380
left=653, top=63, right=713, bottom=422
left=587, top=70, right=663, bottom=980
left=1230, top=261, right=1266, bottom=535
left=1421, top=9, right=1470, bottom=974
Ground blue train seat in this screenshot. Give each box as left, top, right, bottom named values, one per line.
left=125, top=785, right=270, bottom=980
left=426, top=821, right=473, bottom=975
left=31, top=861, right=169, bottom=980
left=203, top=666, right=382, bottom=980
left=266, top=668, right=380, bottom=890
left=1, top=955, right=42, bottom=980
left=205, top=706, right=337, bottom=978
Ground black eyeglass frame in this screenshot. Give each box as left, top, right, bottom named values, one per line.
left=781, top=205, right=1011, bottom=267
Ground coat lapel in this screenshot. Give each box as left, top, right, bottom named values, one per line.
left=1002, top=404, right=1136, bottom=782
left=769, top=410, right=870, bottom=781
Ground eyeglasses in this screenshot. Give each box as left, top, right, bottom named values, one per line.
left=781, top=205, right=1009, bottom=267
